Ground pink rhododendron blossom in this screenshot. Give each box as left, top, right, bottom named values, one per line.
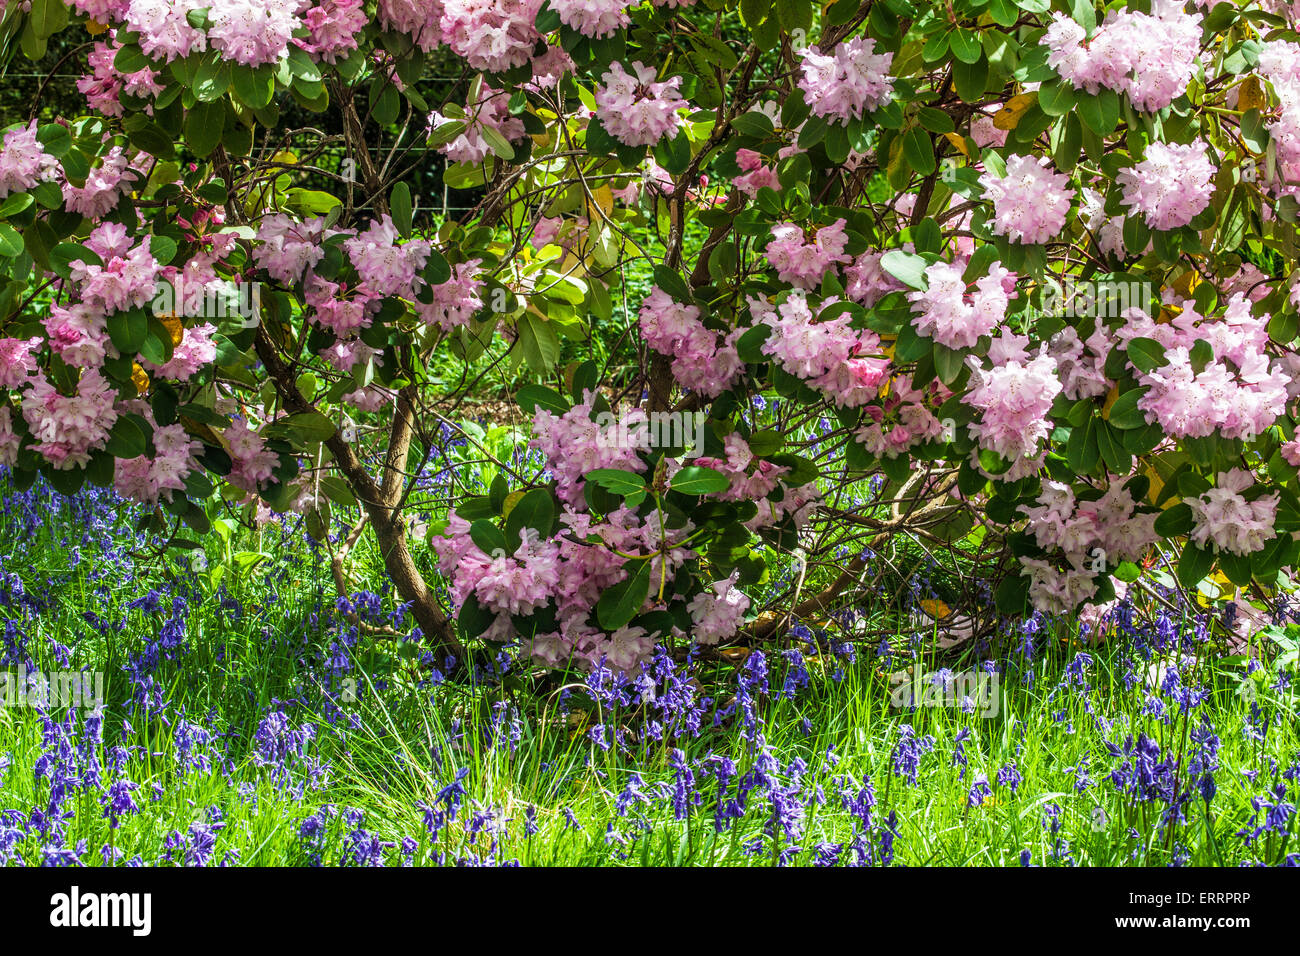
left=595, top=61, right=687, bottom=148
left=343, top=216, right=431, bottom=297
left=963, top=336, right=1062, bottom=471
left=0, top=407, right=19, bottom=468
left=297, top=0, right=367, bottom=63
left=429, top=86, right=526, bottom=164
left=45, top=304, right=113, bottom=370
left=686, top=574, right=750, bottom=644
left=21, top=369, right=119, bottom=470
left=225, top=419, right=279, bottom=493
left=734, top=148, right=779, bottom=198
left=765, top=219, right=852, bottom=290
left=0, top=336, right=43, bottom=388
left=753, top=292, right=890, bottom=409
left=439, top=0, right=543, bottom=71
left=253, top=214, right=329, bottom=284
left=550, top=0, right=630, bottom=38
left=125, top=0, right=208, bottom=62
left=1117, top=141, right=1215, bottom=230
left=115, top=420, right=202, bottom=505
left=147, top=323, right=217, bottom=381
left=907, top=260, right=1014, bottom=350
left=78, top=38, right=166, bottom=117
left=979, top=155, right=1073, bottom=245
left=638, top=287, right=744, bottom=398
left=1116, top=295, right=1289, bottom=441
left=0, top=120, right=59, bottom=198
left=531, top=392, right=648, bottom=509
left=1188, top=469, right=1278, bottom=556
left=1043, top=0, right=1202, bottom=112
left=207, top=0, right=300, bottom=66
left=305, top=277, right=380, bottom=338
left=416, top=261, right=485, bottom=331
left=856, top=378, right=947, bottom=458
left=797, top=36, right=894, bottom=124
left=62, top=146, right=141, bottom=220
left=694, top=434, right=787, bottom=503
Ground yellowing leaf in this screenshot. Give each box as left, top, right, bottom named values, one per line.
left=1101, top=383, right=1119, bottom=420
left=993, top=93, right=1037, bottom=131
left=943, top=132, right=969, bottom=158
left=1169, top=270, right=1200, bottom=298
left=86, top=19, right=109, bottom=36
left=1237, top=75, right=1268, bottom=113
left=919, top=598, right=952, bottom=620
left=158, top=313, right=184, bottom=346
left=501, top=489, right=526, bottom=521
left=131, top=363, right=149, bottom=395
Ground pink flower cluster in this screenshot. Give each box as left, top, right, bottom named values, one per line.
left=438, top=0, right=544, bottom=72
left=907, top=260, right=1014, bottom=350
left=253, top=214, right=329, bottom=283
left=963, top=334, right=1062, bottom=474
left=550, top=0, right=630, bottom=38
left=21, top=369, right=119, bottom=470
left=224, top=418, right=279, bottom=493
left=297, top=0, right=367, bottom=64
left=734, top=149, right=779, bottom=198
left=797, top=37, right=895, bottom=124
left=0, top=121, right=59, bottom=198
left=416, top=261, right=485, bottom=332
left=752, top=292, right=890, bottom=409
left=1043, top=0, right=1203, bottom=113
left=1116, top=141, right=1215, bottom=231
left=68, top=222, right=162, bottom=317
left=1047, top=326, right=1112, bottom=400
left=844, top=250, right=906, bottom=307
left=115, top=417, right=202, bottom=506
left=979, top=155, right=1073, bottom=246
left=343, top=215, right=431, bottom=297
left=1187, top=469, right=1278, bottom=556
left=431, top=501, right=691, bottom=673
left=62, top=146, right=141, bottom=220
left=765, top=219, right=852, bottom=290
left=855, top=378, right=946, bottom=458
left=531, top=392, right=648, bottom=509
left=430, top=86, right=526, bottom=164
left=685, top=573, right=750, bottom=645
left=1017, top=480, right=1158, bottom=612
left=1116, top=295, right=1290, bottom=441
left=694, top=433, right=788, bottom=503
left=78, top=38, right=165, bottom=117
left=638, top=287, right=744, bottom=398
left=147, top=323, right=217, bottom=381
left=208, top=0, right=301, bottom=67
left=595, top=62, right=687, bottom=148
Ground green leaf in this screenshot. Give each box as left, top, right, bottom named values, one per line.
left=1154, top=502, right=1194, bottom=537
left=105, top=416, right=147, bottom=459
left=670, top=465, right=731, bottom=495
left=587, top=469, right=647, bottom=496
left=879, top=250, right=931, bottom=289
left=504, top=487, right=555, bottom=548
left=185, top=100, right=226, bottom=158
left=391, top=182, right=413, bottom=238
left=1177, top=543, right=1215, bottom=589
left=597, top=559, right=653, bottom=630
left=1125, top=337, right=1168, bottom=373
left=516, top=384, right=569, bottom=415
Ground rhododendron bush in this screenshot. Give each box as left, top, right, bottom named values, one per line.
left=3, top=0, right=1300, bottom=675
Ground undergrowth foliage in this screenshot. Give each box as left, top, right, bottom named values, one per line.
left=3, top=0, right=1300, bottom=679
left=0, top=477, right=1297, bottom=866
